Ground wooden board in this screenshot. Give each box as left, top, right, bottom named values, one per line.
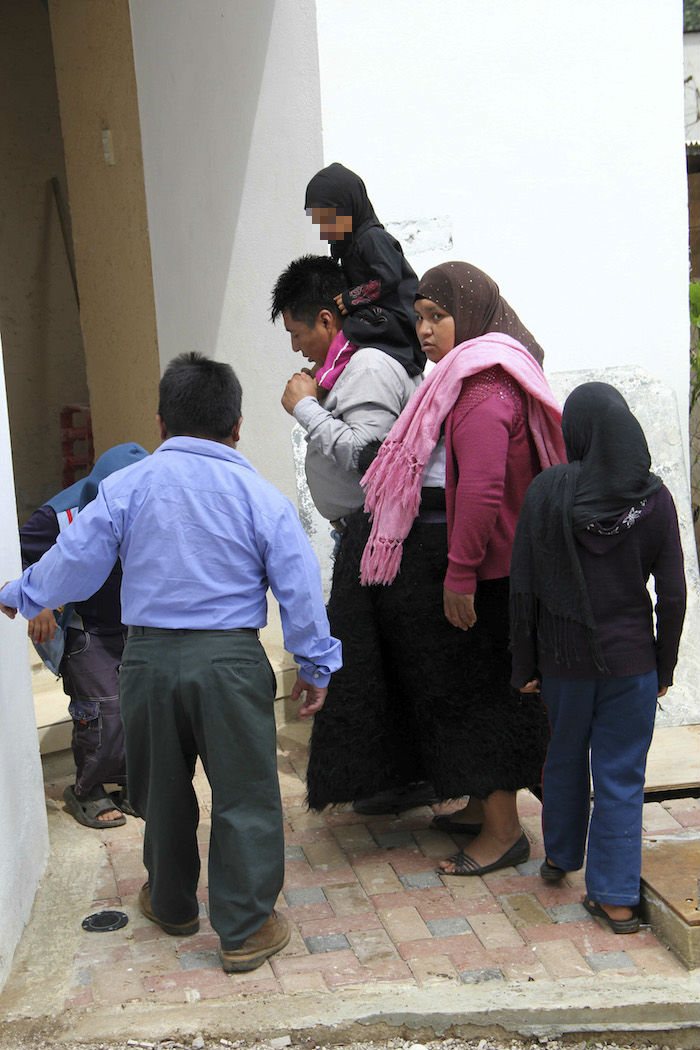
left=645, top=724, right=700, bottom=794
left=642, top=836, right=700, bottom=925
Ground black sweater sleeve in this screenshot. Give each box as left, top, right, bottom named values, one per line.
left=19, top=506, right=60, bottom=570
left=652, top=488, right=687, bottom=689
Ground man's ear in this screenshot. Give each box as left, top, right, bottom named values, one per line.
left=156, top=413, right=168, bottom=441
left=231, top=417, right=242, bottom=444
left=318, top=308, right=336, bottom=331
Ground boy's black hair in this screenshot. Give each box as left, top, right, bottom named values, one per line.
left=158, top=352, right=242, bottom=440
left=270, top=254, right=346, bottom=327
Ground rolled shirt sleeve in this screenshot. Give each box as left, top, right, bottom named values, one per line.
left=260, top=502, right=342, bottom=687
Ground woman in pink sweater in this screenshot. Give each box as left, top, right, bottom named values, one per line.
left=362, top=261, right=566, bottom=875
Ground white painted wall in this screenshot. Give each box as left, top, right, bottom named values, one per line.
left=0, top=338, right=49, bottom=992
left=316, top=0, right=690, bottom=435
left=130, top=0, right=324, bottom=501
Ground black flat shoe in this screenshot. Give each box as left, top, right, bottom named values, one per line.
left=583, top=898, right=640, bottom=934
left=439, top=831, right=530, bottom=877
left=352, top=781, right=438, bottom=814
left=431, top=814, right=483, bottom=836
left=540, top=858, right=567, bottom=882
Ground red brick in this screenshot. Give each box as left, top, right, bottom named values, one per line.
left=270, top=948, right=362, bottom=976
left=278, top=970, right=329, bottom=993
left=284, top=827, right=335, bottom=845
left=396, top=933, right=480, bottom=960
left=116, top=875, right=145, bottom=896
left=276, top=902, right=334, bottom=924
left=483, top=873, right=545, bottom=894
left=519, top=920, right=660, bottom=953
left=369, top=888, right=452, bottom=912
left=485, top=945, right=548, bottom=981
left=299, top=912, right=381, bottom=938
left=282, top=865, right=358, bottom=889
left=347, top=847, right=422, bottom=867
left=534, top=885, right=586, bottom=908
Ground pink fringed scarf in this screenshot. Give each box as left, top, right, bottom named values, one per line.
left=360, top=333, right=566, bottom=585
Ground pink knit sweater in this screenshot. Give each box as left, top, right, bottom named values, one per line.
left=445, top=367, right=538, bottom=593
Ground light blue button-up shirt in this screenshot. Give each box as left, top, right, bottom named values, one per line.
left=1, top=437, right=341, bottom=687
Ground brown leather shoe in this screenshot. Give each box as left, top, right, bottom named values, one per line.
left=138, top=882, right=199, bottom=937
left=220, top=911, right=290, bottom=973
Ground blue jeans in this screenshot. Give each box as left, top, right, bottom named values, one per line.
left=540, top=672, right=658, bottom=906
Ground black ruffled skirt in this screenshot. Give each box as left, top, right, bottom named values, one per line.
left=305, top=509, right=550, bottom=811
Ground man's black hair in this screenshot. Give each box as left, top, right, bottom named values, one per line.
left=158, top=352, right=242, bottom=440
left=270, top=254, right=346, bottom=327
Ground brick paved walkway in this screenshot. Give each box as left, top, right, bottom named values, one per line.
left=41, top=720, right=694, bottom=1012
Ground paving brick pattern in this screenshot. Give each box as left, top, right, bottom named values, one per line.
left=44, top=721, right=694, bottom=1012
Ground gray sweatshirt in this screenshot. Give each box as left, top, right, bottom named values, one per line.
left=293, top=347, right=420, bottom=521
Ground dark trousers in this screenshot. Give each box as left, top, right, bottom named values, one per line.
left=61, top=628, right=127, bottom=796
left=540, top=672, right=658, bottom=906
left=119, top=628, right=283, bottom=949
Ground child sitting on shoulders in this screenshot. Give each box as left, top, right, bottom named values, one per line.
left=305, top=162, right=424, bottom=380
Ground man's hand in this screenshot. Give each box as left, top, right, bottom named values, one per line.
left=333, top=292, right=348, bottom=316
left=0, top=582, right=17, bottom=620
left=658, top=686, right=668, bottom=698
left=28, top=608, right=57, bottom=644
left=443, top=587, right=476, bottom=630
left=282, top=373, right=318, bottom=415
left=519, top=679, right=541, bottom=693
left=289, top=674, right=327, bottom=719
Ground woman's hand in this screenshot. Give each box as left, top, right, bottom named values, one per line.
left=28, top=608, right=57, bottom=644
left=333, top=293, right=348, bottom=316
left=519, top=679, right=541, bottom=693
left=443, top=587, right=476, bottom=630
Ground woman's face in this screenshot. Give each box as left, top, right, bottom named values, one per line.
left=307, top=207, right=353, bottom=241
left=415, top=298, right=456, bottom=362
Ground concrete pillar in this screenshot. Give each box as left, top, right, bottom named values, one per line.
left=48, top=0, right=161, bottom=456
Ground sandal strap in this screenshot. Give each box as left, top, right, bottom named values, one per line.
left=446, top=849, right=480, bottom=875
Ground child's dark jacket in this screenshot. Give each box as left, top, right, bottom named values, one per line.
left=510, top=484, right=686, bottom=689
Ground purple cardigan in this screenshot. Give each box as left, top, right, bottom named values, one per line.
left=510, top=485, right=686, bottom=690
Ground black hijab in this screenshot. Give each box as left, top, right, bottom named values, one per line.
left=510, top=382, right=662, bottom=672
left=304, top=163, right=380, bottom=260
left=416, top=261, right=545, bottom=366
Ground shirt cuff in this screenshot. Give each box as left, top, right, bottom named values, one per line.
left=0, top=578, right=43, bottom=620
left=292, top=397, right=324, bottom=430
left=297, top=661, right=331, bottom=689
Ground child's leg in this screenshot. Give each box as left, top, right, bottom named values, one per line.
left=540, top=676, right=596, bottom=871
left=586, top=671, right=658, bottom=906
left=62, top=629, right=127, bottom=796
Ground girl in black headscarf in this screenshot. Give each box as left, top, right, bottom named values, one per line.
left=305, top=163, right=425, bottom=377
left=510, top=382, right=686, bottom=933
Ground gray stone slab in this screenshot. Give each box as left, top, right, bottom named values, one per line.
left=459, top=967, right=505, bottom=983
left=178, top=950, right=220, bottom=971
left=304, top=933, right=350, bottom=954
left=585, top=951, right=636, bottom=972
left=546, top=903, right=592, bottom=923
left=373, top=830, right=416, bottom=849
left=399, top=872, right=444, bottom=890
left=549, top=367, right=700, bottom=727
left=515, top=858, right=544, bottom=876
left=283, top=886, right=327, bottom=906
left=427, top=916, right=473, bottom=937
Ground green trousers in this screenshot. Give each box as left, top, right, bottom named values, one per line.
left=119, top=627, right=283, bottom=949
